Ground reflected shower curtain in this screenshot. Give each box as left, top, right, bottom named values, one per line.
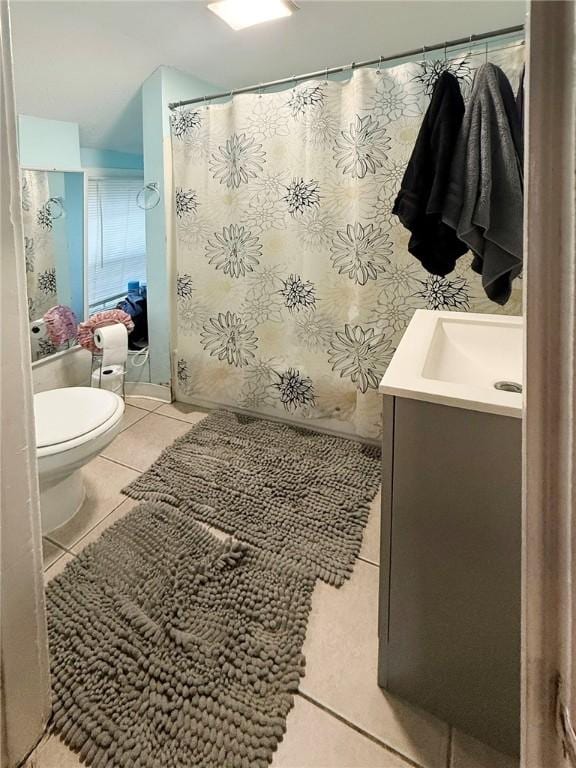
left=21, top=169, right=58, bottom=322
left=171, top=44, right=524, bottom=438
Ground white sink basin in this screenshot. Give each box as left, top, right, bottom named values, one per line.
left=379, top=310, right=523, bottom=418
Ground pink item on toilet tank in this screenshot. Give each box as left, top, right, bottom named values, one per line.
left=43, top=305, right=78, bottom=345
left=77, top=309, right=135, bottom=353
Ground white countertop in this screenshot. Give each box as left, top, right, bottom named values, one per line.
left=379, top=310, right=523, bottom=419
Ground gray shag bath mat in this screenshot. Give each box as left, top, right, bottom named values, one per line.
left=123, top=410, right=381, bottom=586
left=47, top=501, right=314, bottom=768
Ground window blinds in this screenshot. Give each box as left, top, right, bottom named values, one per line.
left=87, top=176, right=146, bottom=308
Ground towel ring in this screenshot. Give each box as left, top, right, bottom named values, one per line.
left=46, top=196, right=65, bottom=220
left=136, top=182, right=161, bottom=211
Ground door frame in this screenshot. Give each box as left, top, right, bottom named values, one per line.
left=523, top=2, right=576, bottom=766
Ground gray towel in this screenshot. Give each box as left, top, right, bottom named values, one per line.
left=442, top=63, right=523, bottom=305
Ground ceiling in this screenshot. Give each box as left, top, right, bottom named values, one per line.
left=10, top=0, right=526, bottom=155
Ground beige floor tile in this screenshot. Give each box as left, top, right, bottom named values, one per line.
left=42, top=538, right=67, bottom=569
left=125, top=396, right=164, bottom=412
left=72, top=498, right=140, bottom=553
left=44, top=553, right=75, bottom=585
left=49, top=457, right=138, bottom=549
left=301, top=560, right=449, bottom=768
left=156, top=401, right=211, bottom=424
left=118, top=404, right=148, bottom=432
left=273, top=696, right=412, bottom=768
left=101, top=412, right=190, bottom=471
left=25, top=735, right=82, bottom=767
left=360, top=489, right=381, bottom=565
left=451, top=730, right=518, bottom=768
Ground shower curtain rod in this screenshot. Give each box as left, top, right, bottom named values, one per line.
left=168, top=23, right=523, bottom=110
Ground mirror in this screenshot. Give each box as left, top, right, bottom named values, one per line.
left=21, top=169, right=85, bottom=362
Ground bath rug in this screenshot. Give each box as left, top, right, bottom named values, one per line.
left=46, top=501, right=314, bottom=768
left=123, top=410, right=381, bottom=586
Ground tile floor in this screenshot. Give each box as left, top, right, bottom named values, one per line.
left=32, top=398, right=519, bottom=768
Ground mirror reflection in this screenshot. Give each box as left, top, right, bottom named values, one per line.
left=22, top=169, right=85, bottom=362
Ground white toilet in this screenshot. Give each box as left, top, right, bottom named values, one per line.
left=35, top=387, right=125, bottom=534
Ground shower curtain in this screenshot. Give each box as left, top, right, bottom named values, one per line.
left=21, top=170, right=58, bottom=324
left=171, top=43, right=524, bottom=438
left=1, top=1, right=51, bottom=764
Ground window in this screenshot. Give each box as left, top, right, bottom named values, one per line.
left=87, top=176, right=146, bottom=311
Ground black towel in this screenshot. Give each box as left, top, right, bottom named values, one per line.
left=392, top=71, right=468, bottom=277
left=516, top=65, right=525, bottom=133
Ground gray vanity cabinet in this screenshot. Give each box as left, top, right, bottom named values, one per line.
left=378, top=395, right=522, bottom=757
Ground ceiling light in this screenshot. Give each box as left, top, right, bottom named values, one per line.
left=207, top=0, right=296, bottom=31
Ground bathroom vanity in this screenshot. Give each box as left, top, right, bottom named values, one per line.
left=378, top=310, right=522, bottom=757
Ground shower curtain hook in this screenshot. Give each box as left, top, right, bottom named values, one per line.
left=377, top=55, right=383, bottom=74
left=325, top=66, right=329, bottom=83
left=422, top=45, right=427, bottom=63
left=444, top=41, right=448, bottom=61
left=258, top=82, right=263, bottom=98
left=203, top=94, right=209, bottom=111
left=485, top=41, right=489, bottom=63
left=468, top=34, right=474, bottom=57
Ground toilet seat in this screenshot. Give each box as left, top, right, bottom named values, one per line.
left=35, top=387, right=124, bottom=458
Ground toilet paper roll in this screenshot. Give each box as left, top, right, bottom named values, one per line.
left=92, top=364, right=124, bottom=394
left=94, top=323, right=128, bottom=367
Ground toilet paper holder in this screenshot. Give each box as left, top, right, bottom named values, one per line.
left=91, top=363, right=126, bottom=398
left=90, top=322, right=129, bottom=399
left=90, top=354, right=126, bottom=399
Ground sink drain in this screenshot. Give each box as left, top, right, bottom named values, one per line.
left=494, top=380, right=522, bottom=394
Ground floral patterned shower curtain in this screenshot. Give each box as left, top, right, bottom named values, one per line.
left=21, top=170, right=58, bottom=322
left=171, top=44, right=524, bottom=438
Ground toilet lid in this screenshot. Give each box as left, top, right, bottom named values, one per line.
left=35, top=387, right=121, bottom=448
